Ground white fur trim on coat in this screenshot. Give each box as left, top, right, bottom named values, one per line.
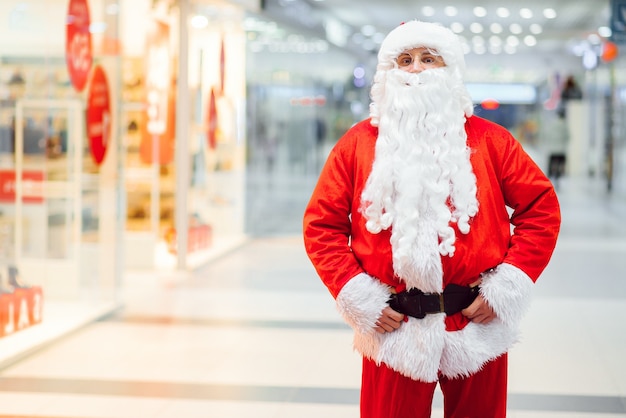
left=336, top=273, right=391, bottom=335
left=440, top=263, right=533, bottom=378
left=479, top=263, right=534, bottom=326
left=336, top=264, right=534, bottom=382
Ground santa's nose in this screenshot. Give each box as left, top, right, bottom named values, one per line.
left=405, top=61, right=428, bottom=73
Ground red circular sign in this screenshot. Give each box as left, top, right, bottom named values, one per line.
left=86, top=66, right=111, bottom=165
left=66, top=0, right=93, bottom=92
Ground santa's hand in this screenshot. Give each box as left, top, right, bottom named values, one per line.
left=461, top=294, right=496, bottom=324
left=375, top=306, right=405, bottom=333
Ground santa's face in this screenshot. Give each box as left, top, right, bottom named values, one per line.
left=395, top=47, right=445, bottom=73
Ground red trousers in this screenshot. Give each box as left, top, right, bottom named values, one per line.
left=360, top=354, right=508, bottom=418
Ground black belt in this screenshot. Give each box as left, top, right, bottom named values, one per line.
left=388, top=284, right=480, bottom=319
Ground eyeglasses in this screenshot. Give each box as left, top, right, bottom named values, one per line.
left=395, top=48, right=445, bottom=69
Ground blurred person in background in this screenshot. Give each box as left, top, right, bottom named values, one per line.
left=303, top=21, right=561, bottom=418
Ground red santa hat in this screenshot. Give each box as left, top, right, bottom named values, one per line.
left=377, top=20, right=466, bottom=79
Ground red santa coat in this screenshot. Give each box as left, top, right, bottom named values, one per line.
left=303, top=115, right=561, bottom=382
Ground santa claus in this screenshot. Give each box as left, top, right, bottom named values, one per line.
left=303, top=21, right=561, bottom=418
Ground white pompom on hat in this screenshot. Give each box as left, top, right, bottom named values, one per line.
left=377, top=20, right=466, bottom=79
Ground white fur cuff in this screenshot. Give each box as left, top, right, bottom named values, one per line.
left=480, top=263, right=534, bottom=326
left=335, top=273, right=391, bottom=334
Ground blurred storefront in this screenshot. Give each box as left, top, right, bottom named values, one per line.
left=0, top=0, right=257, bottom=366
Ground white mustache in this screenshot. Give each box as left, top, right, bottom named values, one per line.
left=387, top=68, right=448, bottom=87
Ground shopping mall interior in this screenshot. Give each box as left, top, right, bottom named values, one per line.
left=0, top=0, right=625, bottom=416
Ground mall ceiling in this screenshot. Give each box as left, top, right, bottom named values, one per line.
left=259, top=0, right=617, bottom=82
left=265, top=0, right=612, bottom=53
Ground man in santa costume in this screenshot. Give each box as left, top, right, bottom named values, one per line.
left=303, top=21, right=561, bottom=418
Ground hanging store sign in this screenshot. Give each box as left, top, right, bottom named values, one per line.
left=66, top=0, right=93, bottom=92
left=86, top=66, right=111, bottom=165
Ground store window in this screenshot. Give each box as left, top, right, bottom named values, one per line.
left=120, top=0, right=249, bottom=270
left=0, top=0, right=123, bottom=360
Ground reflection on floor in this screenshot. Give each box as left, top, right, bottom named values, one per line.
left=0, top=175, right=625, bottom=418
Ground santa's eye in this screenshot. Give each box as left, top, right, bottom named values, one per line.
left=396, top=54, right=414, bottom=67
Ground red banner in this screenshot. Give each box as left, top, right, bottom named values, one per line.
left=0, top=170, right=44, bottom=203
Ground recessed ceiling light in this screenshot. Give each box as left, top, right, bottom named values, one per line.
left=543, top=8, right=557, bottom=19
left=520, top=8, right=533, bottom=19
left=506, top=35, right=520, bottom=47
left=496, top=7, right=510, bottom=18
left=510, top=23, right=523, bottom=35
left=490, top=23, right=503, bottom=34
left=489, top=36, right=502, bottom=47
left=524, top=35, right=537, bottom=46
left=470, top=22, right=484, bottom=33
left=530, top=24, right=543, bottom=34
left=450, top=22, right=464, bottom=33
left=473, top=7, right=487, bottom=17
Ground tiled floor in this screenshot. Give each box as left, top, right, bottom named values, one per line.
left=0, top=173, right=625, bottom=417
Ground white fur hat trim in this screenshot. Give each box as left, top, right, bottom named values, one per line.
left=378, top=20, right=466, bottom=78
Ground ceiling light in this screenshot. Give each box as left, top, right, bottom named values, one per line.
left=543, top=8, right=557, bottom=19
left=506, top=35, right=520, bottom=47
left=529, top=24, right=542, bottom=34
left=520, top=8, right=533, bottom=19
left=470, top=22, right=484, bottom=33
left=489, top=36, right=502, bottom=47
left=490, top=23, right=503, bottom=34
left=450, top=22, right=464, bottom=33
left=510, top=23, right=523, bottom=34
left=473, top=7, right=487, bottom=17
left=422, top=6, right=435, bottom=17
left=496, top=7, right=510, bottom=18
left=191, top=15, right=209, bottom=28
left=598, top=26, right=612, bottom=37
left=523, top=35, right=537, bottom=46
left=444, top=6, right=458, bottom=17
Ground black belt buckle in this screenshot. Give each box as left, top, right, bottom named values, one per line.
left=422, top=292, right=445, bottom=314
left=389, top=284, right=480, bottom=319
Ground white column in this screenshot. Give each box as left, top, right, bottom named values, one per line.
left=175, top=0, right=190, bottom=270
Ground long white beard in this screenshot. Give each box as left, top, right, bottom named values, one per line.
left=361, top=68, right=478, bottom=292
